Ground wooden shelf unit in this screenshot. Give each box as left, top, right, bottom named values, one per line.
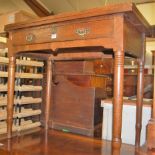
left=0, top=46, right=43, bottom=136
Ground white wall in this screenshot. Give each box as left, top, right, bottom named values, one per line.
left=137, top=3, right=155, bottom=65
left=146, top=41, right=155, bottom=65
left=137, top=3, right=155, bottom=25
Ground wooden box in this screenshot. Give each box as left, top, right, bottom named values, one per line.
left=47, top=60, right=113, bottom=137
left=123, top=74, right=153, bottom=98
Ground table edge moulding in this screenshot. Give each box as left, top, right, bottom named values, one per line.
left=4, top=2, right=151, bottom=149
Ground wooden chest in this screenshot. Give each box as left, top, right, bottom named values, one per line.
left=48, top=60, right=112, bottom=137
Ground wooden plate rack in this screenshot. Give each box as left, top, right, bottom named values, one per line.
left=0, top=46, right=44, bottom=136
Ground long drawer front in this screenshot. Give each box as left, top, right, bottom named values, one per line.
left=12, top=17, right=114, bottom=46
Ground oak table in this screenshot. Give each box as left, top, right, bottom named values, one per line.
left=5, top=3, right=150, bottom=149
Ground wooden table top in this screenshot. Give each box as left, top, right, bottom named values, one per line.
left=5, top=3, right=150, bottom=32
left=5, top=2, right=151, bottom=59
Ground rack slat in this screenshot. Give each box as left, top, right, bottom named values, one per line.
left=0, top=126, right=17, bottom=134
left=0, top=120, right=35, bottom=128
left=0, top=71, right=43, bottom=79
left=0, top=84, right=42, bottom=92
left=0, top=57, right=44, bottom=67
left=0, top=110, right=18, bottom=121
left=0, top=121, right=41, bottom=134
left=16, top=85, right=43, bottom=92
left=17, top=97, right=42, bottom=105
left=16, top=59, right=44, bottom=67
left=0, top=48, right=8, bottom=54
left=17, top=109, right=42, bottom=118
left=17, top=122, right=41, bottom=131
left=0, top=96, right=42, bottom=106
left=0, top=109, right=41, bottom=120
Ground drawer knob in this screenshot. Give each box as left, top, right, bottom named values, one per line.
left=26, top=33, right=35, bottom=42
left=75, top=28, right=90, bottom=37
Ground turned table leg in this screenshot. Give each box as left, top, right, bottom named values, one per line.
left=45, top=60, right=53, bottom=130
left=135, top=59, right=144, bottom=147
left=147, top=51, right=155, bottom=149
left=112, top=50, right=124, bottom=149
left=7, top=56, right=16, bottom=138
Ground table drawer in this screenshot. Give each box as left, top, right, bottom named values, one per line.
left=12, top=18, right=114, bottom=46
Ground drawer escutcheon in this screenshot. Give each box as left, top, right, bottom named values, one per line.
left=26, top=33, right=35, bottom=42
left=75, top=28, right=90, bottom=37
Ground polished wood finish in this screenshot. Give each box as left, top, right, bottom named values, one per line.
left=147, top=51, right=155, bottom=149
left=106, top=72, right=153, bottom=98
left=112, top=50, right=124, bottom=149
left=135, top=33, right=146, bottom=147
left=44, top=60, right=53, bottom=130
left=5, top=3, right=150, bottom=149
left=11, top=18, right=114, bottom=46
left=135, top=59, right=145, bottom=147
left=123, top=74, right=153, bottom=98
left=5, top=3, right=150, bottom=32
left=7, top=56, right=16, bottom=139
left=7, top=35, right=16, bottom=138
left=51, top=61, right=106, bottom=136
left=94, top=59, right=113, bottom=74
left=0, top=128, right=154, bottom=155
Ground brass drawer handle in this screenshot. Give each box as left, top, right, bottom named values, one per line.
left=75, top=28, right=90, bottom=37
left=106, top=87, right=112, bottom=92
left=107, top=77, right=112, bottom=81
left=26, top=33, right=35, bottom=42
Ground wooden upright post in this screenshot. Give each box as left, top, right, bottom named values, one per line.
left=135, top=59, right=144, bottom=147
left=44, top=59, right=53, bottom=130
left=135, top=34, right=146, bottom=147
left=7, top=56, right=16, bottom=138
left=147, top=50, right=155, bottom=149
left=112, top=50, right=124, bottom=149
